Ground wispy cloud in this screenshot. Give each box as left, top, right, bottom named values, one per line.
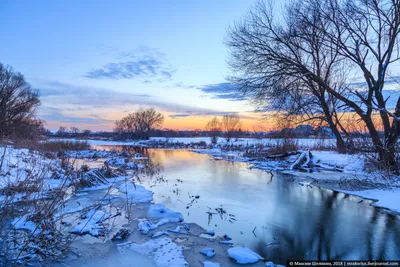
left=169, top=113, right=191, bottom=119
left=85, top=48, right=176, bottom=82
left=198, top=83, right=247, bottom=101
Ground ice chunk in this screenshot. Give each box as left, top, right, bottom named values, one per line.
left=137, top=220, right=158, bottom=234
left=204, top=229, right=215, bottom=236
left=200, top=248, right=216, bottom=258
left=265, top=261, right=285, bottom=267
left=227, top=247, right=264, bottom=264
left=147, top=204, right=183, bottom=222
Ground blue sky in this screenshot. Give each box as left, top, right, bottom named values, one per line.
left=0, top=0, right=268, bottom=131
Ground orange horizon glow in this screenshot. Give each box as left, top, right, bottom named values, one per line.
left=43, top=112, right=277, bottom=132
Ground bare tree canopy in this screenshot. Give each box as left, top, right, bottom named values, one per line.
left=205, top=116, right=222, bottom=144
left=0, top=63, right=40, bottom=142
left=115, top=108, right=164, bottom=139
left=222, top=114, right=242, bottom=142
left=226, top=0, right=400, bottom=169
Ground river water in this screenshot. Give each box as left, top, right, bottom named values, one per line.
left=87, top=145, right=400, bottom=263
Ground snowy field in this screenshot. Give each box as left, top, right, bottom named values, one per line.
left=51, top=136, right=337, bottom=149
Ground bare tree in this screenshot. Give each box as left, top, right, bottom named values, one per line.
left=82, top=129, right=91, bottom=137
left=0, top=64, right=40, bottom=143
left=222, top=114, right=242, bottom=142
left=226, top=0, right=350, bottom=153
left=226, top=0, right=400, bottom=169
left=10, top=117, right=45, bottom=141
left=316, top=0, right=400, bottom=169
left=115, top=108, right=164, bottom=139
left=70, top=127, right=80, bottom=135
left=205, top=117, right=221, bottom=144
left=57, top=126, right=67, bottom=137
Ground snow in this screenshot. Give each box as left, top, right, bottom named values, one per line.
left=311, top=151, right=364, bottom=173
left=147, top=204, right=183, bottom=222
left=118, top=181, right=153, bottom=203
left=152, top=231, right=169, bottom=238
left=0, top=146, right=64, bottom=191
left=117, top=238, right=188, bottom=267
left=203, top=261, right=221, bottom=267
left=137, top=219, right=172, bottom=234
left=200, top=248, right=216, bottom=258
left=340, top=188, right=400, bottom=213
left=227, top=247, right=264, bottom=264
left=70, top=208, right=110, bottom=236
left=204, top=229, right=215, bottom=236
left=11, top=215, right=38, bottom=233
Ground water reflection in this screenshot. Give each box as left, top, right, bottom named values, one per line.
left=91, top=146, right=400, bottom=263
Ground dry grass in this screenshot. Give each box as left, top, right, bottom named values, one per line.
left=14, top=139, right=89, bottom=153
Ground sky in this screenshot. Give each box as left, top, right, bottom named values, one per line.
left=0, top=0, right=274, bottom=131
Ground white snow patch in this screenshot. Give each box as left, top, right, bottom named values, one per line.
left=70, top=208, right=110, bottom=236
left=200, top=248, right=216, bottom=258
left=227, top=247, right=264, bottom=264
left=117, top=238, right=188, bottom=267
left=12, top=215, right=38, bottom=233
left=147, top=204, right=183, bottom=222
left=265, top=261, right=285, bottom=267
left=340, top=188, right=400, bottom=213
left=118, top=182, right=153, bottom=203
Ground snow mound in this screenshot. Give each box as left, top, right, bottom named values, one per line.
left=118, top=182, right=153, bottom=203
left=204, top=229, right=215, bottom=236
left=147, top=204, right=183, bottom=222
left=70, top=208, right=110, bottom=236
left=227, top=247, right=264, bottom=264
left=117, top=237, right=188, bottom=267
left=200, top=248, right=216, bottom=258
left=203, top=261, right=221, bottom=267
left=137, top=219, right=172, bottom=234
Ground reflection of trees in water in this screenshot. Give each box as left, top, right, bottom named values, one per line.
left=258, top=181, right=400, bottom=263
left=101, top=146, right=164, bottom=178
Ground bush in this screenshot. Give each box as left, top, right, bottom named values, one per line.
left=35, top=140, right=89, bottom=153
left=267, top=138, right=299, bottom=155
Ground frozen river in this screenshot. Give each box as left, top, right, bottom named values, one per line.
left=89, top=146, right=400, bottom=264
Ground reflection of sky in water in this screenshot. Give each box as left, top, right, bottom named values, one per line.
left=93, top=146, right=400, bottom=263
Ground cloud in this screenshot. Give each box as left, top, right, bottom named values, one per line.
left=36, top=81, right=251, bottom=127
left=169, top=113, right=191, bottom=119
left=198, top=83, right=247, bottom=101
left=85, top=48, right=176, bottom=82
